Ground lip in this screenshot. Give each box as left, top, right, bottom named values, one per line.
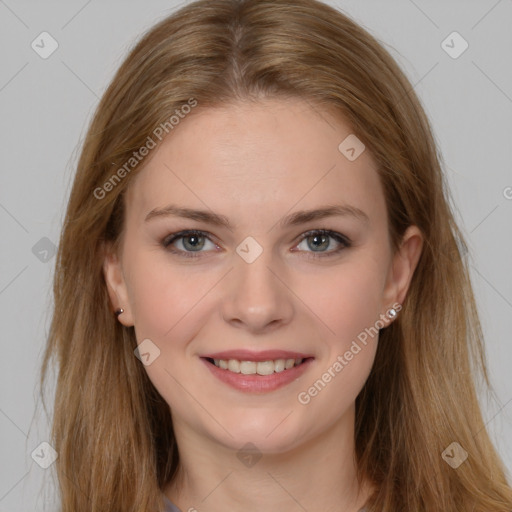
left=201, top=349, right=314, bottom=362
left=200, top=356, right=315, bottom=393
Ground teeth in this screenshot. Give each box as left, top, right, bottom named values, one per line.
left=274, top=359, right=286, bottom=372
left=240, top=361, right=257, bottom=374
left=228, top=359, right=240, bottom=373
left=212, top=357, right=304, bottom=374
left=256, top=361, right=275, bottom=375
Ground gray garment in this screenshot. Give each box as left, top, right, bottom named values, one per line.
left=163, top=494, right=367, bottom=511
left=163, top=495, right=181, bottom=512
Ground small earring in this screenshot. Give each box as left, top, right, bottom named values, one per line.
left=115, top=308, right=124, bottom=317
left=386, top=308, right=397, bottom=319
left=386, top=305, right=400, bottom=320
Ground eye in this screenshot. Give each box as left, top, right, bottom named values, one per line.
left=161, top=229, right=351, bottom=259
left=162, top=230, right=219, bottom=259
left=294, top=229, right=351, bottom=259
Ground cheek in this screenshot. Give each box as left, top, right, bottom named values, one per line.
left=307, top=256, right=385, bottom=343
left=293, top=261, right=384, bottom=426
left=124, top=247, right=210, bottom=341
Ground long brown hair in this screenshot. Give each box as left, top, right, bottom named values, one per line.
left=40, top=0, right=512, bottom=510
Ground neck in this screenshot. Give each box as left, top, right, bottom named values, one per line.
left=164, top=404, right=373, bottom=512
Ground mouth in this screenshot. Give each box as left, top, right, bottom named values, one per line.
left=203, top=356, right=313, bottom=375
left=200, top=354, right=315, bottom=393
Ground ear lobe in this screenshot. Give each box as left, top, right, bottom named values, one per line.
left=383, top=225, right=424, bottom=307
left=102, top=242, right=134, bottom=326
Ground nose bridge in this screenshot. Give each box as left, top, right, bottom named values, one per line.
left=221, top=238, right=293, bottom=331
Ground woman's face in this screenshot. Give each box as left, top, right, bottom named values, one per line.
left=104, top=98, right=421, bottom=453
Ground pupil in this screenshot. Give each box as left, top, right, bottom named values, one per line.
left=185, top=234, right=203, bottom=251
left=310, top=234, right=328, bottom=251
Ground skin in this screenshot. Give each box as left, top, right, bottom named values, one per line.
left=103, top=98, right=423, bottom=512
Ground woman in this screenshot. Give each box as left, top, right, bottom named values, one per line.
left=40, top=0, right=512, bottom=510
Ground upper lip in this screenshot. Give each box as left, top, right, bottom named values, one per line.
left=201, top=349, right=314, bottom=362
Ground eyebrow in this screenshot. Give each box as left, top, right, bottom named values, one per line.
left=144, top=203, right=369, bottom=229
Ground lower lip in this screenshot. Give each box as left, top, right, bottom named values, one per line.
left=201, top=357, right=314, bottom=393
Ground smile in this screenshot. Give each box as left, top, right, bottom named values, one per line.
left=207, top=357, right=305, bottom=375
left=201, top=356, right=314, bottom=393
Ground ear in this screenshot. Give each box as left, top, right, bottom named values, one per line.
left=382, top=225, right=423, bottom=310
left=102, top=241, right=134, bottom=327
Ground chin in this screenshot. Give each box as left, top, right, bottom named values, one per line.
left=206, top=413, right=306, bottom=454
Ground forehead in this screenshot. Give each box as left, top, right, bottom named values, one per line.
left=125, top=98, right=385, bottom=226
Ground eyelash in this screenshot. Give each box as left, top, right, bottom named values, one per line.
left=161, top=229, right=351, bottom=260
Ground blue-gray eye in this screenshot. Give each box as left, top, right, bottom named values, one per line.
left=162, top=229, right=351, bottom=259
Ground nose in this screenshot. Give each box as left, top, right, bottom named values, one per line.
left=220, top=247, right=294, bottom=334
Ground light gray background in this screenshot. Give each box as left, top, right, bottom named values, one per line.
left=0, top=0, right=511, bottom=510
